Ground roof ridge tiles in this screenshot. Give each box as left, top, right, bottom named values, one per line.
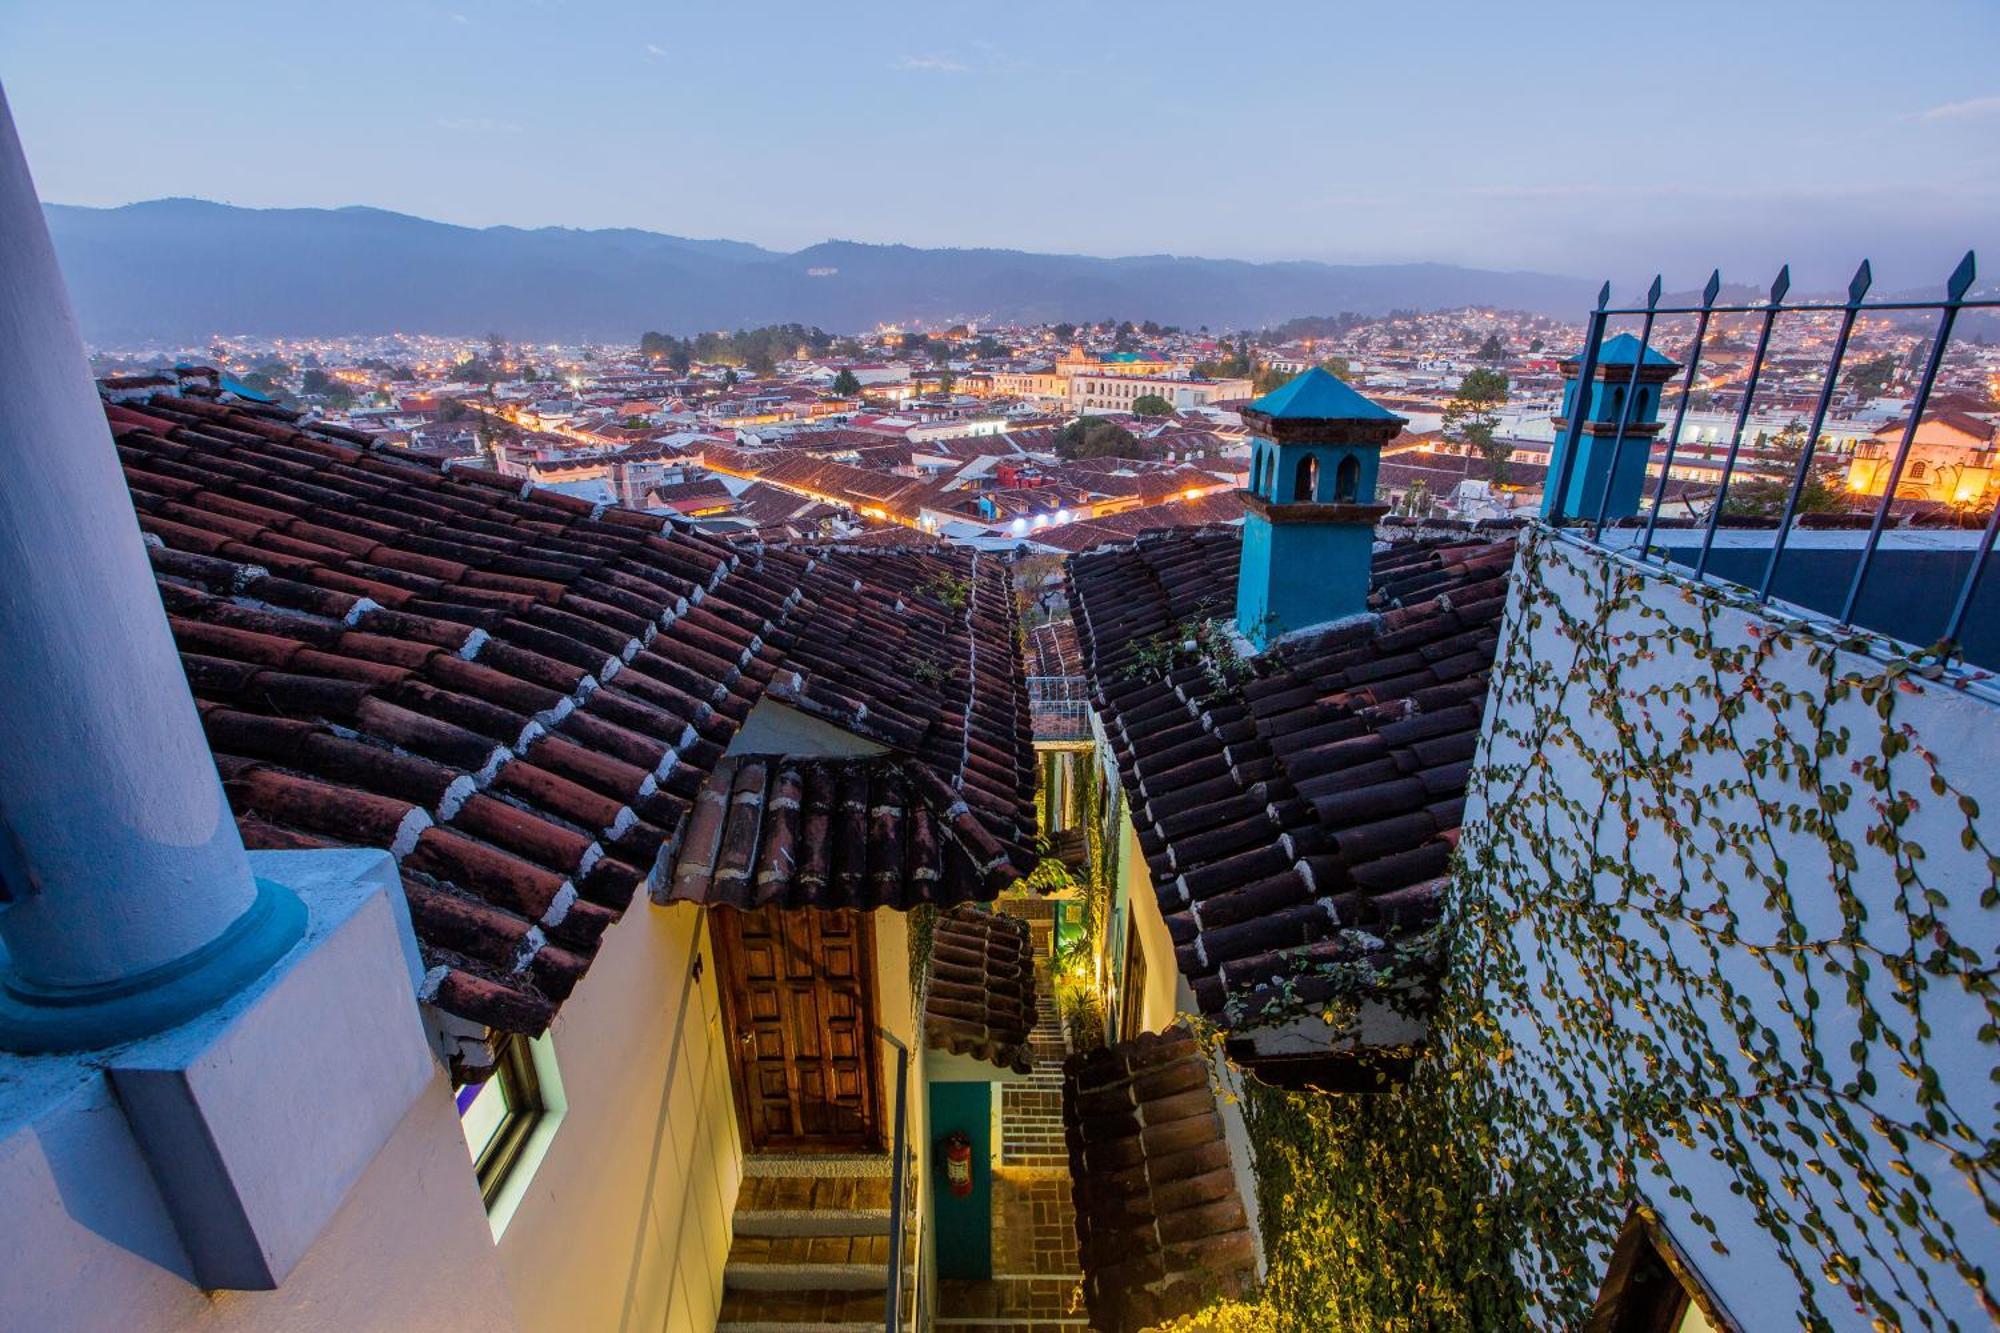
left=106, top=389, right=1035, bottom=1061
left=1069, top=526, right=1518, bottom=1069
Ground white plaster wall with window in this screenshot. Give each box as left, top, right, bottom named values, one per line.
left=489, top=900, right=744, bottom=1333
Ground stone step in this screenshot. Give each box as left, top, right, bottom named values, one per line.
left=723, top=1233, right=914, bottom=1291
left=732, top=1172, right=897, bottom=1237
left=716, top=1284, right=907, bottom=1332
left=741, top=1153, right=893, bottom=1178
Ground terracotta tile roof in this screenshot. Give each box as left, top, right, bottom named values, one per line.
left=1025, top=620, right=1082, bottom=678
left=731, top=481, right=840, bottom=535
left=1044, top=461, right=1229, bottom=504
left=922, top=905, right=1037, bottom=1072
left=705, top=447, right=947, bottom=523
left=650, top=475, right=734, bottom=509
left=1068, top=527, right=1517, bottom=1060
left=107, top=389, right=1034, bottom=1049
left=1063, top=1029, right=1259, bottom=1331
left=765, top=544, right=1037, bottom=858
left=1029, top=492, right=1248, bottom=554
left=665, top=756, right=1015, bottom=909
left=825, top=525, right=949, bottom=550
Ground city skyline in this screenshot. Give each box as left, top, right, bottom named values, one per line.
left=2, top=0, right=1996, bottom=291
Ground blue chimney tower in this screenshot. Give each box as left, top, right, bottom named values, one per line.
left=1543, top=333, right=1680, bottom=522
left=1235, top=368, right=1406, bottom=649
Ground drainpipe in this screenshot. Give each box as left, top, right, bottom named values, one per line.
left=0, top=84, right=304, bottom=1052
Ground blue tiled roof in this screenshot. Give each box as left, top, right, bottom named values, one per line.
left=1247, top=366, right=1401, bottom=421
left=1569, top=333, right=1676, bottom=367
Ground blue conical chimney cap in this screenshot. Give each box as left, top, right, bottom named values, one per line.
left=1565, top=333, right=1677, bottom=368
left=1247, top=366, right=1403, bottom=422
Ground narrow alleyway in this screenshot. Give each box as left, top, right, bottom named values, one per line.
left=935, top=916, right=1088, bottom=1331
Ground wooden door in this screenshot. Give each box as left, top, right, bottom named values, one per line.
left=711, top=906, right=881, bottom=1152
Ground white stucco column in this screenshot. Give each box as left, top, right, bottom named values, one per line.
left=0, top=84, right=302, bottom=1049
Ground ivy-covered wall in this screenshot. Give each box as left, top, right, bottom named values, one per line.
left=1458, top=528, right=1997, bottom=1330
left=1190, top=526, right=1997, bottom=1332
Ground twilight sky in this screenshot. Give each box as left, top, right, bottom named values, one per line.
left=3, top=0, right=1996, bottom=291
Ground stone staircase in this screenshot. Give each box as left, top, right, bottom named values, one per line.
left=942, top=920, right=1088, bottom=1329
left=718, top=1157, right=915, bottom=1332
left=1000, top=978, right=1070, bottom=1169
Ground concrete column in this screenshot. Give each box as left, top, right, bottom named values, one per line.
left=0, top=84, right=302, bottom=1050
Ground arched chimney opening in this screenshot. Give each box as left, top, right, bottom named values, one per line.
left=1292, top=453, right=1318, bottom=503
left=1335, top=454, right=1361, bottom=504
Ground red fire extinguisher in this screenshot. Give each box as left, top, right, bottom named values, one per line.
left=943, top=1131, right=974, bottom=1198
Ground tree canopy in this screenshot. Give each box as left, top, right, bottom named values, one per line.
left=1252, top=356, right=1351, bottom=397
left=1721, top=418, right=1844, bottom=519
left=300, top=368, right=355, bottom=409
left=1130, top=393, right=1174, bottom=418
left=1444, top=367, right=1512, bottom=482
left=640, top=324, right=831, bottom=372
left=1197, top=337, right=1255, bottom=381
left=1054, top=416, right=1138, bottom=461
left=1849, top=355, right=1896, bottom=400
left=830, top=368, right=862, bottom=396
left=1260, top=312, right=1364, bottom=342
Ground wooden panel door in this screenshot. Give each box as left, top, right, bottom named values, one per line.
left=712, top=906, right=881, bottom=1152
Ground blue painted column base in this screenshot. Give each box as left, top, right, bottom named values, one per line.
left=0, top=878, right=308, bottom=1054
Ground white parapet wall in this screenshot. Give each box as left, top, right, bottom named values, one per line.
left=0, top=849, right=516, bottom=1332
left=1462, top=526, right=1999, bottom=1331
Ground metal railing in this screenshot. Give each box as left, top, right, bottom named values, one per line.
left=1546, top=250, right=1999, bottom=666
left=880, top=1028, right=911, bottom=1333
left=1027, top=674, right=1092, bottom=741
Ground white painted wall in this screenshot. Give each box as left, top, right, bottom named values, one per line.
left=0, top=850, right=516, bottom=1332
left=874, top=908, right=931, bottom=1320
left=1468, top=531, right=1999, bottom=1332
left=728, top=697, right=892, bottom=759
left=0, top=1073, right=517, bottom=1333
left=495, top=900, right=743, bottom=1333
left=1120, top=807, right=1192, bottom=1035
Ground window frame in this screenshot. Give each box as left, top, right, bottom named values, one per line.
left=472, top=1033, right=546, bottom=1207
left=1583, top=1206, right=1742, bottom=1333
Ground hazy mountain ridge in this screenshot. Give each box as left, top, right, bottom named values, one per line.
left=45, top=198, right=1601, bottom=343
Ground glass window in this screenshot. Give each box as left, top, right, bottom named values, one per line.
left=457, top=1032, right=547, bottom=1207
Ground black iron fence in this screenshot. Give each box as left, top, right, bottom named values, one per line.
left=1546, top=251, right=1999, bottom=667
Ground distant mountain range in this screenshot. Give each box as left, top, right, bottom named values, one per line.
left=43, top=198, right=1603, bottom=344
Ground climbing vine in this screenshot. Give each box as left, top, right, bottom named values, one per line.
left=1119, top=610, right=1251, bottom=702
left=1190, top=526, right=1999, bottom=1332
left=906, top=901, right=936, bottom=1024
